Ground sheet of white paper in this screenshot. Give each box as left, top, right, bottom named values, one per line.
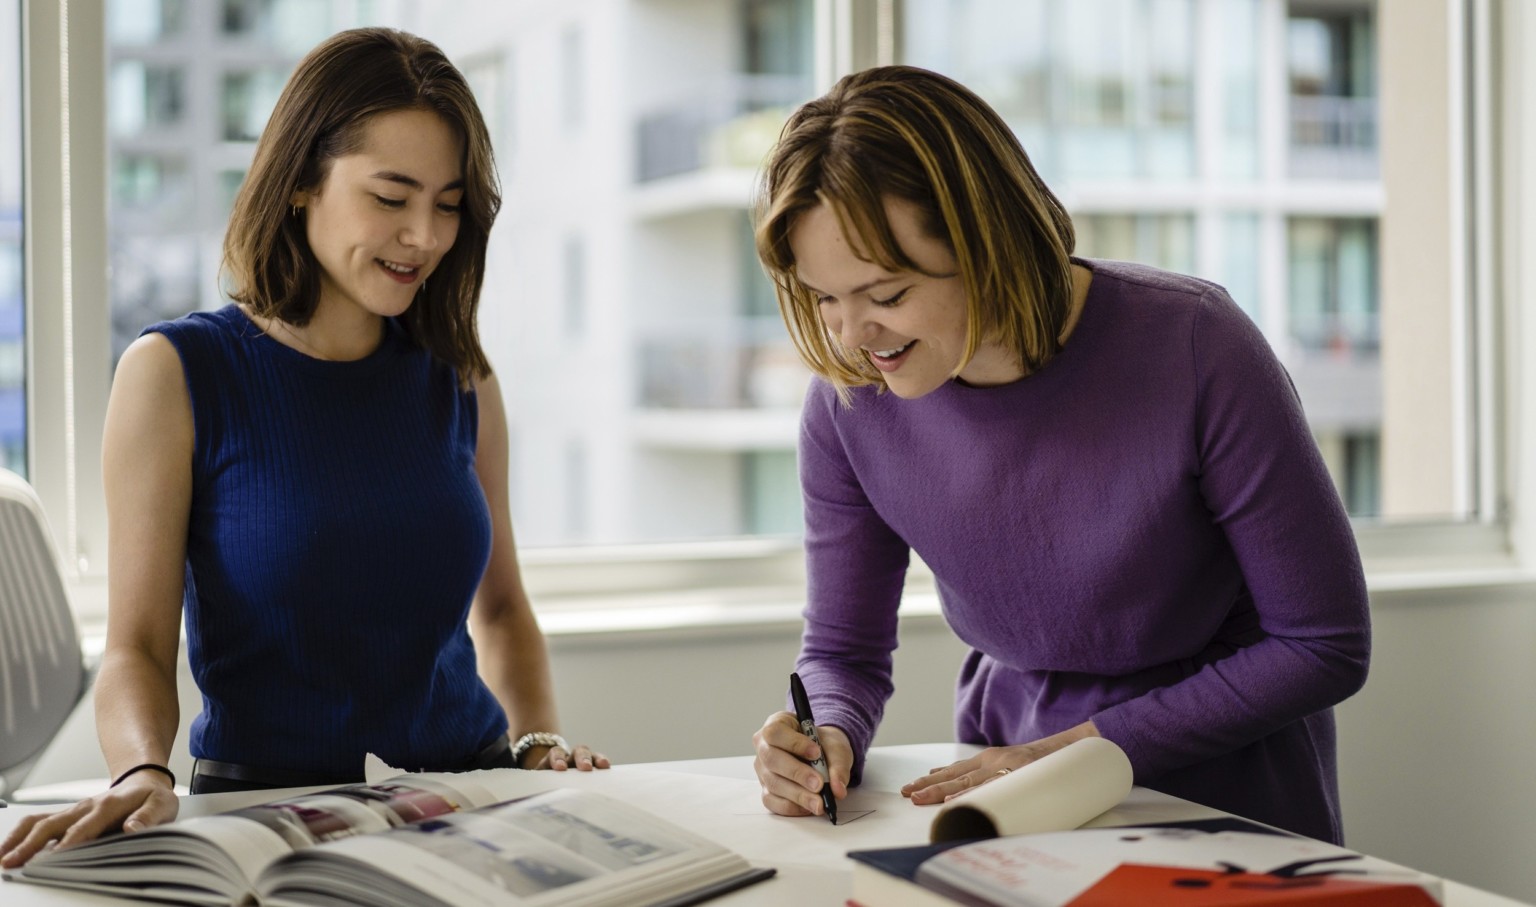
left=354, top=762, right=940, bottom=872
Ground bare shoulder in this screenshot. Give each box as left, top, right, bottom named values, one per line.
left=105, top=332, right=192, bottom=450
left=114, top=332, right=188, bottom=396
left=472, top=370, right=503, bottom=404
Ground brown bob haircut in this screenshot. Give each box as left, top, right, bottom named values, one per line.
left=222, top=27, right=499, bottom=384
left=755, top=65, right=1075, bottom=399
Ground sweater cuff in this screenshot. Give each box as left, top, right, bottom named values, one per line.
left=814, top=708, right=874, bottom=788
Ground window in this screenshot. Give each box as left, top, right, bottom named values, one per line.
left=108, top=62, right=185, bottom=137
left=222, top=69, right=289, bottom=142
left=1288, top=2, right=1377, bottom=179
left=744, top=450, right=801, bottom=536
left=1076, top=213, right=1196, bottom=275
left=460, top=52, right=509, bottom=162
left=563, top=234, right=586, bottom=339
left=11, top=0, right=1527, bottom=619
left=1287, top=217, right=1378, bottom=353
left=1, top=0, right=22, bottom=476
left=109, top=0, right=188, bottom=44
left=222, top=0, right=334, bottom=54
left=903, top=0, right=1399, bottom=521
left=560, top=25, right=584, bottom=134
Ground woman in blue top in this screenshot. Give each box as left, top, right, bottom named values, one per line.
left=1, top=27, right=605, bottom=866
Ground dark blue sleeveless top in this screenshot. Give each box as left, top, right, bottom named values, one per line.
left=145, top=305, right=505, bottom=774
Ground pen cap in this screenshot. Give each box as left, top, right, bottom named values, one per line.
left=789, top=672, right=813, bottom=718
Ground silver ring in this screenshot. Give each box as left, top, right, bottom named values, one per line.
left=994, top=768, right=1011, bottom=777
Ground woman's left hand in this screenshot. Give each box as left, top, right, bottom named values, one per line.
left=529, top=742, right=611, bottom=771
left=901, top=720, right=1099, bottom=805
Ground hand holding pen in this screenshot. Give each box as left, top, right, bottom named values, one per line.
left=750, top=673, right=852, bottom=821
left=788, top=672, right=838, bottom=824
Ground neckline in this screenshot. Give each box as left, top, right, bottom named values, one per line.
left=224, top=304, right=399, bottom=370
left=943, top=257, right=1100, bottom=397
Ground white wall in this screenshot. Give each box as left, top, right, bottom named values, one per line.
left=1334, top=580, right=1536, bottom=903
left=28, top=582, right=1536, bottom=903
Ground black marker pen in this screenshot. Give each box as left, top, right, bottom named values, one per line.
left=789, top=672, right=837, bottom=825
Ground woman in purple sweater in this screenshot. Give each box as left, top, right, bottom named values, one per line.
left=749, top=66, right=1369, bottom=845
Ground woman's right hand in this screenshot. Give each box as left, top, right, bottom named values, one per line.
left=751, top=710, right=852, bottom=818
left=0, top=773, right=179, bottom=869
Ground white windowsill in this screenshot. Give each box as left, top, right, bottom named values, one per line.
left=68, top=561, right=1536, bottom=650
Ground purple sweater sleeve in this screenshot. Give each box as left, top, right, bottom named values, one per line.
left=794, top=381, right=910, bottom=784
left=1090, top=290, right=1371, bottom=778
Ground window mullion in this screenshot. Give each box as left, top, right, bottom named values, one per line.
left=23, top=0, right=108, bottom=579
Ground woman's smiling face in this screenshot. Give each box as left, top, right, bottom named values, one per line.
left=788, top=196, right=1024, bottom=399
left=298, top=107, right=466, bottom=321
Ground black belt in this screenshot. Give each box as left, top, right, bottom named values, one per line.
left=192, top=733, right=512, bottom=789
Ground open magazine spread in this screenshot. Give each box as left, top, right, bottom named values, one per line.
left=849, top=820, right=1445, bottom=907
left=3, top=773, right=773, bottom=907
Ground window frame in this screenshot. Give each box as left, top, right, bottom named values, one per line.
left=20, top=0, right=1533, bottom=629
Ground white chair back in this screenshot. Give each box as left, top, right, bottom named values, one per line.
left=0, top=468, right=88, bottom=798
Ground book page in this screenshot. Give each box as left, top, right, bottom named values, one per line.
left=11, top=813, right=292, bottom=890
left=929, top=737, right=1133, bottom=842
left=917, top=826, right=1444, bottom=907
left=256, top=787, right=758, bottom=907
left=5, top=773, right=505, bottom=903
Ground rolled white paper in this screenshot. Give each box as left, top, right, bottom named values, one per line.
left=930, top=736, right=1134, bottom=842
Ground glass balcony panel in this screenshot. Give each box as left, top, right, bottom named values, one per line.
left=636, top=74, right=813, bottom=182
left=1289, top=94, right=1379, bottom=179
left=637, top=317, right=807, bottom=411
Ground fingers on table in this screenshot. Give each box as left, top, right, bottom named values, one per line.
left=0, top=800, right=108, bottom=868
left=560, top=745, right=609, bottom=771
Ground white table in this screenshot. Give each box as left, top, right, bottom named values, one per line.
left=1, top=744, right=1527, bottom=906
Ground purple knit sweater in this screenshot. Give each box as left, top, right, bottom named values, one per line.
left=794, top=259, right=1370, bottom=844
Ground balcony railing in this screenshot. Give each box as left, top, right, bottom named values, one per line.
left=636, top=74, right=812, bottom=183
left=1289, top=310, right=1380, bottom=354
left=637, top=319, right=808, bottom=410
left=1289, top=94, right=1378, bottom=180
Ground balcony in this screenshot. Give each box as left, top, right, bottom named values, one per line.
left=636, top=73, right=810, bottom=183
left=1287, top=346, right=1381, bottom=434
left=633, top=319, right=808, bottom=451
left=632, top=74, right=811, bottom=220
left=1289, top=309, right=1380, bottom=354
left=1285, top=309, right=1381, bottom=434
left=1289, top=94, right=1378, bottom=180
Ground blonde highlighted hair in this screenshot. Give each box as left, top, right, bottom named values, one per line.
left=754, top=65, right=1075, bottom=398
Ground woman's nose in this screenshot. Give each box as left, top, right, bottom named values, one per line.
left=832, top=302, right=874, bottom=350
left=401, top=210, right=441, bottom=251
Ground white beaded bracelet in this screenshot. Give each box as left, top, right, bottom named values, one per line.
left=511, top=731, right=570, bottom=767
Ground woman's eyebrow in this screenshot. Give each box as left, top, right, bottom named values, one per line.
left=799, top=274, right=902, bottom=297
left=369, top=170, right=465, bottom=193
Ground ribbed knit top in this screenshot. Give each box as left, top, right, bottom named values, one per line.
left=794, top=259, right=1370, bottom=844
left=145, top=305, right=505, bottom=774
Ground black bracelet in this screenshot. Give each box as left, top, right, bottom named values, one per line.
left=111, top=763, right=176, bottom=789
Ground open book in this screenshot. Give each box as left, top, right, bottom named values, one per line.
left=2, top=772, right=774, bottom=906
left=849, top=739, right=1442, bottom=906
left=848, top=818, right=1445, bottom=906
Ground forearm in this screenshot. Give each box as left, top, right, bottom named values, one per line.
left=471, top=607, right=560, bottom=736
left=93, top=645, right=181, bottom=777
left=795, top=615, right=901, bottom=786
left=1092, top=630, right=1368, bottom=780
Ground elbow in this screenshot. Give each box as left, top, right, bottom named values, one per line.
left=1323, top=627, right=1371, bottom=703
